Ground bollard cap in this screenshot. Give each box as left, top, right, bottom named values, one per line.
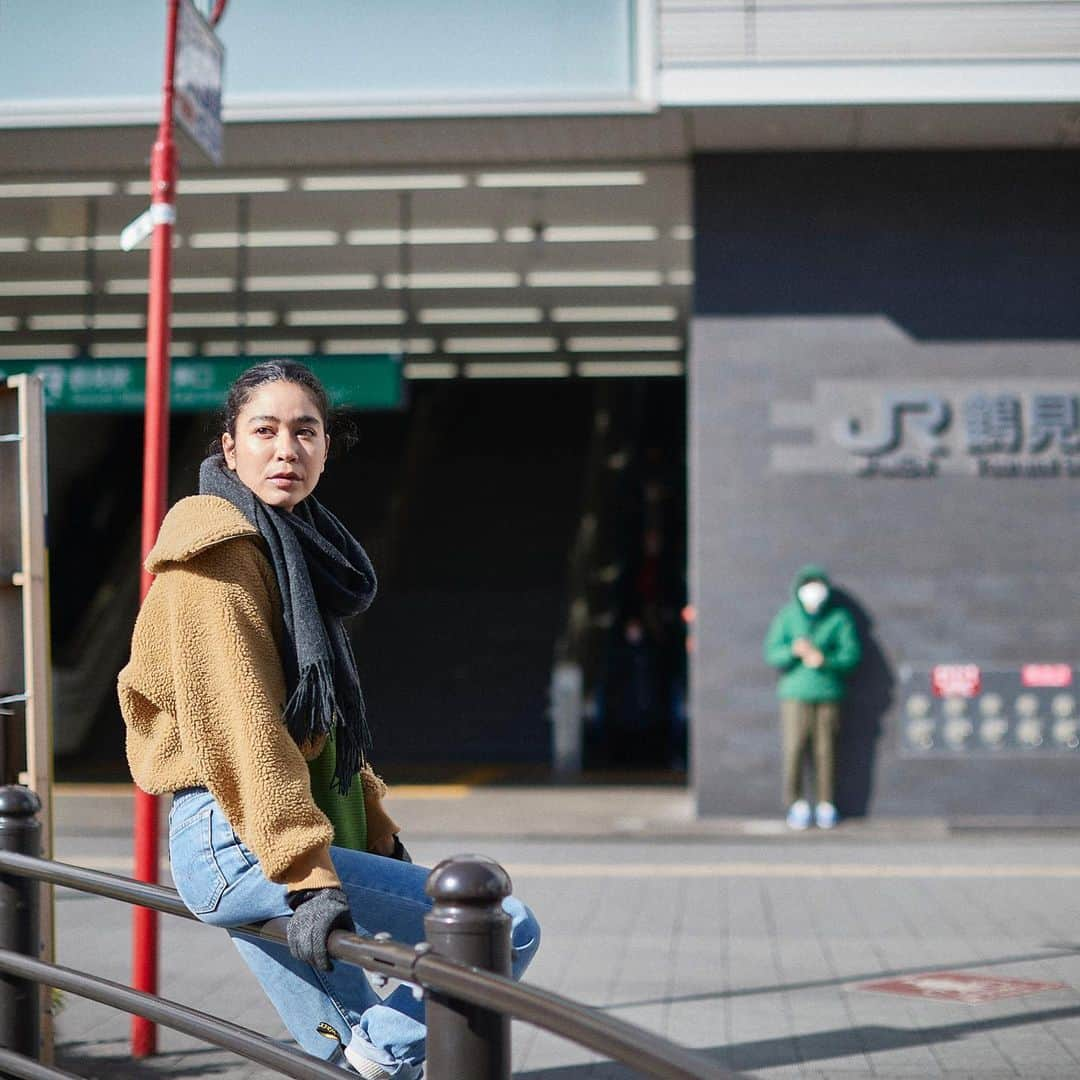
left=0, top=785, right=41, bottom=817
left=425, top=855, right=512, bottom=904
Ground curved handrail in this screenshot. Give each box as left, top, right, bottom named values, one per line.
left=0, top=949, right=343, bottom=1080
left=0, top=850, right=732, bottom=1079
left=0, top=1045, right=83, bottom=1080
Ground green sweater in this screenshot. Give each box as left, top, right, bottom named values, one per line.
left=308, top=732, right=367, bottom=852
left=763, top=565, right=861, bottom=702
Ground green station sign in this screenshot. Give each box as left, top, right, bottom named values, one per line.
left=0, top=354, right=403, bottom=412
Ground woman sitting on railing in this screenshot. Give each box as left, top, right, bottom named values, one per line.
left=118, top=359, right=540, bottom=1079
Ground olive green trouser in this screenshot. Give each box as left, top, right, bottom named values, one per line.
left=781, top=699, right=840, bottom=806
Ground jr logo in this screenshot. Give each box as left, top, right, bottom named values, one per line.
left=832, top=393, right=951, bottom=457
left=769, top=378, right=1080, bottom=476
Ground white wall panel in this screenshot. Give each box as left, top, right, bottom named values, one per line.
left=661, top=5, right=746, bottom=62
left=662, top=1, right=1080, bottom=64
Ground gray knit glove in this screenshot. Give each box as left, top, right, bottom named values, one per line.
left=286, top=887, right=352, bottom=971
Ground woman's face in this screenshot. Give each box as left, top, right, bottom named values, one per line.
left=221, top=380, right=329, bottom=511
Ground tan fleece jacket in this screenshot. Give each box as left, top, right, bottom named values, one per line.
left=118, top=494, right=398, bottom=892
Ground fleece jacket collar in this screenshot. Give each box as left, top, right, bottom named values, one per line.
left=146, top=495, right=258, bottom=573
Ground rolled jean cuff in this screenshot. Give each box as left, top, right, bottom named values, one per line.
left=345, top=1026, right=423, bottom=1079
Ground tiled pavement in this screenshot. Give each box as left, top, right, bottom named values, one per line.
left=43, top=786, right=1080, bottom=1078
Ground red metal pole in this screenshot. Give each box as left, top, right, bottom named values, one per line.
left=132, top=0, right=180, bottom=1058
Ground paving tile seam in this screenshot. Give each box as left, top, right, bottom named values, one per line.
left=513, top=873, right=612, bottom=1071
left=807, top=876, right=879, bottom=1076
left=834, top=868, right=952, bottom=1075
left=930, top=877, right=1028, bottom=1075
left=950, top=873, right=1080, bottom=1071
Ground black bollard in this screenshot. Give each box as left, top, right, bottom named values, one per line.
left=0, top=785, right=41, bottom=1062
left=423, top=855, right=512, bottom=1080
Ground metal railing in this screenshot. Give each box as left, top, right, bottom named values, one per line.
left=0, top=786, right=731, bottom=1079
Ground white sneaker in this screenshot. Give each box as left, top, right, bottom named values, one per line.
left=815, top=801, right=838, bottom=829
left=344, top=1040, right=423, bottom=1080
left=786, top=799, right=811, bottom=830
left=346, top=1056, right=391, bottom=1080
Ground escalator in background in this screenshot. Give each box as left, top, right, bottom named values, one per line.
left=555, top=380, right=688, bottom=775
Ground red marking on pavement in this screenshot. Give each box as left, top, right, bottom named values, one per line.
left=858, top=972, right=1067, bottom=1004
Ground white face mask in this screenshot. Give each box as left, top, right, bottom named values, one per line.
left=797, top=581, right=828, bottom=614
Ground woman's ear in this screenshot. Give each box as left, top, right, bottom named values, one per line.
left=221, top=432, right=236, bottom=469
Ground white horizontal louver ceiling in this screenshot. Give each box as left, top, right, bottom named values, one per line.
left=661, top=1, right=1080, bottom=64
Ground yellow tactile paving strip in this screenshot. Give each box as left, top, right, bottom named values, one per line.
left=501, top=862, right=1080, bottom=878
left=54, top=855, right=1080, bottom=879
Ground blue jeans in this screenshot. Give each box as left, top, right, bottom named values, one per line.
left=168, top=789, right=540, bottom=1076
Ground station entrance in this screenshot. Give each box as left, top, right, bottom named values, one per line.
left=48, top=375, right=687, bottom=781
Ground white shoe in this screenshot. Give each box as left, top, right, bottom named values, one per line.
left=786, top=799, right=811, bottom=830
left=815, top=801, right=838, bottom=829
left=346, top=1056, right=391, bottom=1080
left=344, top=1040, right=423, bottom=1080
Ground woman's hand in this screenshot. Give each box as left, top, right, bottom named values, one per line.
left=371, top=833, right=397, bottom=856
left=371, top=832, right=413, bottom=862
left=286, top=887, right=352, bottom=970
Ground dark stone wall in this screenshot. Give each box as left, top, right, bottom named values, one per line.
left=689, top=152, right=1080, bottom=818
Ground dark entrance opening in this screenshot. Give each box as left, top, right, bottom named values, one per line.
left=50, top=377, right=687, bottom=782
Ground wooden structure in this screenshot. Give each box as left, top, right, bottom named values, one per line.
left=0, top=374, right=54, bottom=1057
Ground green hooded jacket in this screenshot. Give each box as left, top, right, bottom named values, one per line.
left=763, top=565, right=861, bottom=702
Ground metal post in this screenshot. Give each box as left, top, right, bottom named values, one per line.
left=423, top=857, right=512, bottom=1080
left=132, top=0, right=180, bottom=1058
left=132, top=1, right=229, bottom=1057
left=0, top=786, right=41, bottom=1062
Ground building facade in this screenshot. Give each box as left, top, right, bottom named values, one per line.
left=1, top=2, right=1078, bottom=814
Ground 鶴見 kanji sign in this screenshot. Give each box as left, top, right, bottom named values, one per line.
left=771, top=379, right=1080, bottom=478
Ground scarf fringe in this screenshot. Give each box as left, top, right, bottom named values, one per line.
left=285, top=660, right=371, bottom=795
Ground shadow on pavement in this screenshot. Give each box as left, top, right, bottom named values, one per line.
left=57, top=1039, right=235, bottom=1079
left=598, top=942, right=1080, bottom=1011
left=518, top=1002, right=1080, bottom=1077
left=713, top=1002, right=1080, bottom=1073
left=517, top=1066, right=753, bottom=1079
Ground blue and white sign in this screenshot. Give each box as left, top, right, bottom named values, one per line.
left=175, top=0, right=225, bottom=164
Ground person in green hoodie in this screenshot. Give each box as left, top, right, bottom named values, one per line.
left=763, top=565, right=861, bottom=830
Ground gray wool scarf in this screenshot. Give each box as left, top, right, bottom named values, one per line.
left=199, top=454, right=377, bottom=794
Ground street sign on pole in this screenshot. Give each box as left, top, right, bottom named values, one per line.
left=121, top=204, right=177, bottom=253
left=174, top=0, right=224, bottom=165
